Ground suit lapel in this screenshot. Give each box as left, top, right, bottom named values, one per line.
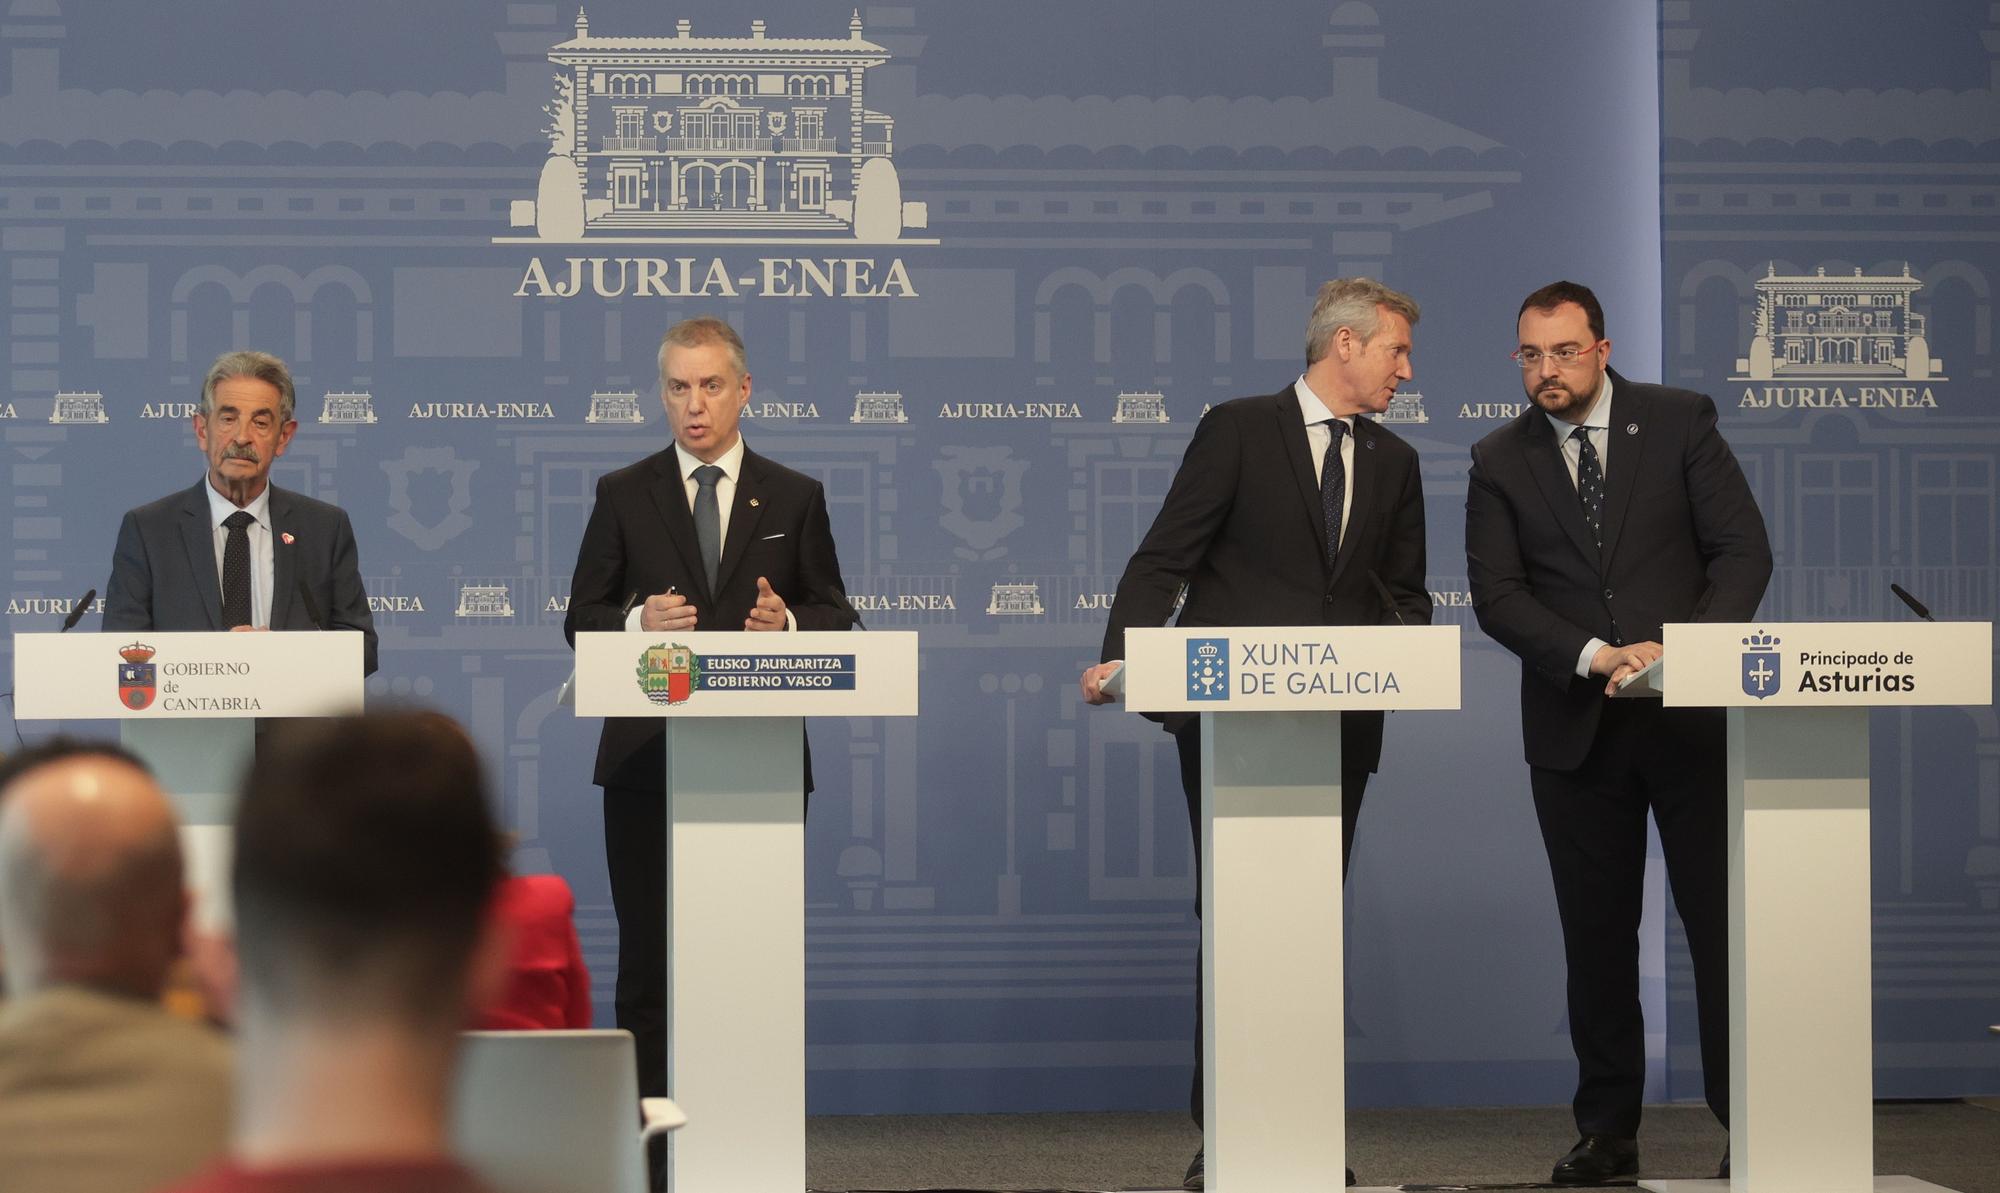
left=1596, top=373, right=1649, bottom=572
left=713, top=449, right=768, bottom=597
left=645, top=452, right=712, bottom=603
left=1271, top=392, right=1331, bottom=565
left=1522, top=413, right=1603, bottom=569
left=1329, top=417, right=1376, bottom=587
left=267, top=486, right=298, bottom=629
left=177, top=482, right=224, bottom=630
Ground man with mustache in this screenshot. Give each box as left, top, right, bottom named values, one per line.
left=1465, top=281, right=1770, bottom=1183
left=1081, top=277, right=1432, bottom=1190
left=105, top=350, right=377, bottom=674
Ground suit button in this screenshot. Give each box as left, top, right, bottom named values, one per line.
left=1603, top=588, right=1614, bottom=600
left=1322, top=594, right=1334, bottom=605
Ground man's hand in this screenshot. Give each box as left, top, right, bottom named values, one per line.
left=744, top=576, right=788, bottom=631
left=1591, top=640, right=1663, bottom=696
left=640, top=590, right=697, bottom=632
left=228, top=625, right=270, bottom=632
left=1080, top=660, right=1122, bottom=705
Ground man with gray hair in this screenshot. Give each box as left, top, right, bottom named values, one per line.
left=1081, top=277, right=1431, bottom=1189
left=105, top=349, right=377, bottom=673
left=0, top=738, right=233, bottom=1192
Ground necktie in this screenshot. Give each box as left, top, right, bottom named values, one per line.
left=1571, top=425, right=1605, bottom=548
left=692, top=464, right=723, bottom=594
left=221, top=510, right=254, bottom=628
left=1320, top=419, right=1347, bottom=563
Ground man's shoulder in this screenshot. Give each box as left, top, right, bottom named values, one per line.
left=1353, top=415, right=1418, bottom=460
left=742, top=446, right=826, bottom=495
left=1201, top=389, right=1289, bottom=423
left=268, top=486, right=352, bottom=526
left=1612, top=373, right=1711, bottom=417
left=0, top=987, right=230, bottom=1077
left=121, top=483, right=204, bottom=528
left=1470, top=407, right=1541, bottom=456
left=594, top=448, right=676, bottom=495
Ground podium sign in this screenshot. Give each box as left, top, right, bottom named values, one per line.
left=1663, top=621, right=1990, bottom=707
left=1122, top=624, right=1458, bottom=1193
left=12, top=630, right=365, bottom=719
left=1639, top=622, right=1992, bottom=1193
left=1124, top=624, right=1460, bottom=712
left=573, top=630, right=916, bottom=718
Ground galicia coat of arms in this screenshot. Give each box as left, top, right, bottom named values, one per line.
left=637, top=643, right=700, bottom=706
left=1186, top=638, right=1229, bottom=702
left=117, top=642, right=157, bottom=710
left=1741, top=632, right=1781, bottom=700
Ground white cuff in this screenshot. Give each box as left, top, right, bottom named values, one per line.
left=1576, top=637, right=1608, bottom=679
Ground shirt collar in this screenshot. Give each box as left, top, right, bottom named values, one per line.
left=674, top=434, right=746, bottom=485
left=1293, top=376, right=1352, bottom=431
left=1543, top=371, right=1614, bottom=440
left=204, top=475, right=272, bottom=529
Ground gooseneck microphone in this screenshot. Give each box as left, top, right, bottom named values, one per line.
left=60, top=587, right=97, bottom=632
left=1366, top=570, right=1407, bottom=626
left=1889, top=582, right=1935, bottom=623
left=295, top=578, right=327, bottom=631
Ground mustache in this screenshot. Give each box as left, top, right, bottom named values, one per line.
left=221, top=444, right=260, bottom=462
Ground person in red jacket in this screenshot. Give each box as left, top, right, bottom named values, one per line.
left=474, top=873, right=592, bottom=1031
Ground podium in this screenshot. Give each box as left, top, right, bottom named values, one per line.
left=9, top=631, right=366, bottom=930
left=571, top=630, right=918, bottom=1193
left=1635, top=621, right=1992, bottom=1193
left=1123, top=625, right=1460, bottom=1192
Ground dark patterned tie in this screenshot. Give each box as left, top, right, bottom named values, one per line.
left=692, top=464, right=723, bottom=594
left=1571, top=426, right=1605, bottom=548
left=1320, top=419, right=1347, bottom=563
left=221, top=510, right=254, bottom=627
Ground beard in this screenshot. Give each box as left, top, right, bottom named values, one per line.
left=1527, top=369, right=1602, bottom=418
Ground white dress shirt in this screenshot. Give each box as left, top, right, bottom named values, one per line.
left=1294, top=376, right=1356, bottom=551
left=203, top=477, right=274, bottom=629
left=626, top=435, right=794, bottom=630
left=1543, top=374, right=1616, bottom=678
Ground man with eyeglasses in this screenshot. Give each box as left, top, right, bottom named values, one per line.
left=1465, top=281, right=1771, bottom=1184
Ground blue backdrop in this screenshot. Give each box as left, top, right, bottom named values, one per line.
left=1, top=0, right=1990, bottom=1114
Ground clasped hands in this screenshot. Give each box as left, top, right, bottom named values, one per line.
left=638, top=576, right=788, bottom=632
left=1591, top=640, right=1662, bottom=696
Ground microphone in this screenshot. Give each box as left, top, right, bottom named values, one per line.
left=1366, top=570, right=1406, bottom=626
left=59, top=587, right=97, bottom=632
left=295, top=578, right=326, bottom=631
left=830, top=580, right=867, bottom=631
left=1889, top=582, right=1935, bottom=623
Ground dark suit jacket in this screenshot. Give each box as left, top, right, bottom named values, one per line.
left=1465, top=369, right=1772, bottom=771
left=103, top=480, right=379, bottom=675
left=1100, top=387, right=1432, bottom=774
left=563, top=444, right=856, bottom=791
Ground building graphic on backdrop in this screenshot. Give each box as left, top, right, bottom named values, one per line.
left=503, top=8, right=929, bottom=244
left=1112, top=392, right=1169, bottom=424
left=850, top=391, right=908, bottom=423
left=1373, top=391, right=1428, bottom=424
left=1734, top=264, right=1946, bottom=381
left=51, top=391, right=108, bottom=425
left=585, top=390, right=646, bottom=424
left=317, top=391, right=377, bottom=425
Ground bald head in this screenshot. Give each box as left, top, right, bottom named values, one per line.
left=0, top=751, right=186, bottom=999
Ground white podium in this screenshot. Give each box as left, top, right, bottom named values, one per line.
left=1124, top=625, right=1460, bottom=1193
left=1637, top=621, right=1992, bottom=1193
left=10, top=631, right=366, bottom=930
left=572, top=630, right=918, bottom=1193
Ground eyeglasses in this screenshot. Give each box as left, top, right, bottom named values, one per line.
left=1512, top=342, right=1602, bottom=369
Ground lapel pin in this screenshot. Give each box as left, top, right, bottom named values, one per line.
left=748, top=497, right=760, bottom=507
left=1365, top=439, right=1375, bottom=450
left=1626, top=423, right=1638, bottom=435
left=281, top=532, right=296, bottom=545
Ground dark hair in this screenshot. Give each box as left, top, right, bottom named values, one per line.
left=1518, top=280, right=1606, bottom=341
left=0, top=738, right=150, bottom=797
left=232, top=711, right=503, bottom=1027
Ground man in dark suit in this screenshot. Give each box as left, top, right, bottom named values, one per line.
left=1465, top=281, right=1771, bottom=1184
left=1082, top=277, right=1431, bottom=1189
left=103, top=350, right=377, bottom=675
left=563, top=316, right=855, bottom=1098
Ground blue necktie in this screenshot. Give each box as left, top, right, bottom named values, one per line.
left=1320, top=419, right=1346, bottom=563
left=692, top=464, right=723, bottom=593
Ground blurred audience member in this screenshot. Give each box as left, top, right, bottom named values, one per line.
left=475, top=870, right=591, bottom=1031
left=0, top=739, right=231, bottom=1193
left=163, top=712, right=507, bottom=1193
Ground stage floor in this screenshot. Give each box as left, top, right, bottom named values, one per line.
left=803, top=1100, right=2000, bottom=1193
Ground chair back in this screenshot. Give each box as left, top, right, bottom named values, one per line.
left=451, top=1029, right=648, bottom=1193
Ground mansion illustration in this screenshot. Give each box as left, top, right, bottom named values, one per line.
left=509, top=9, right=927, bottom=241
left=1736, top=264, right=1945, bottom=381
